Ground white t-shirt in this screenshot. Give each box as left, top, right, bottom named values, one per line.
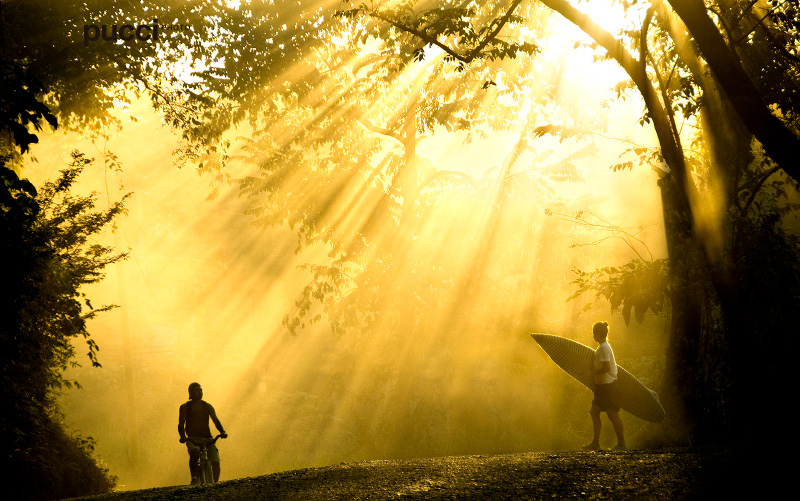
left=594, top=341, right=618, bottom=384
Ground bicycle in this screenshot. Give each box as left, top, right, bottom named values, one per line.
left=185, top=434, right=226, bottom=485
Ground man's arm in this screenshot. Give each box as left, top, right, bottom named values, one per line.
left=208, top=404, right=227, bottom=437
left=178, top=404, right=187, bottom=442
left=585, top=361, right=611, bottom=386
left=593, top=361, right=612, bottom=375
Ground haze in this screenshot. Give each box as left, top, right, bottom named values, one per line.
left=25, top=6, right=674, bottom=491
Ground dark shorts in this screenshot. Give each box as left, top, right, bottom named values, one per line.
left=592, top=382, right=621, bottom=413
left=186, top=441, right=220, bottom=463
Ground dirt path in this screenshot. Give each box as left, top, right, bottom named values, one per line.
left=70, top=449, right=747, bottom=500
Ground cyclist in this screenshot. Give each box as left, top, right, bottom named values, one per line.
left=178, top=382, right=227, bottom=484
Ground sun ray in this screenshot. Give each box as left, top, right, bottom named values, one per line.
left=33, top=1, right=674, bottom=489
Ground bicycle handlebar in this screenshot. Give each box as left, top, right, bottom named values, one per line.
left=185, top=434, right=226, bottom=445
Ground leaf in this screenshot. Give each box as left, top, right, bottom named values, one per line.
left=622, top=301, right=632, bottom=325
left=611, top=161, right=633, bottom=172
left=634, top=302, right=646, bottom=323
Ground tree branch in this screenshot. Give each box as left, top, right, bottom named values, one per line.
left=548, top=209, right=655, bottom=262
left=641, top=7, right=682, bottom=150
left=741, top=165, right=783, bottom=215
left=539, top=0, right=693, bottom=195
left=367, top=0, right=525, bottom=64
left=667, top=0, right=800, bottom=180
left=357, top=116, right=404, bottom=146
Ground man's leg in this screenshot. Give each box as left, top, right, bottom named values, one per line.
left=607, top=410, right=626, bottom=448
left=188, top=453, right=200, bottom=483
left=584, top=404, right=602, bottom=449
left=207, top=444, right=221, bottom=483
left=186, top=442, right=201, bottom=484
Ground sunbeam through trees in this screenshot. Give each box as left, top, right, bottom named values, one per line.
left=1, top=0, right=798, bottom=498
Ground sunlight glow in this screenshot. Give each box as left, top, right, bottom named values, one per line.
left=43, top=0, right=669, bottom=490
left=575, top=0, right=640, bottom=34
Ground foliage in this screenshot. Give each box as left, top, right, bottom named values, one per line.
left=0, top=154, right=126, bottom=499
left=732, top=210, right=800, bottom=338
left=4, top=2, right=592, bottom=344
left=570, top=259, right=670, bottom=325
left=165, top=0, right=567, bottom=337
left=2, top=1, right=156, bottom=131
left=1, top=13, right=127, bottom=491
left=339, top=0, right=541, bottom=68
left=0, top=60, right=57, bottom=158
left=561, top=207, right=670, bottom=326
left=738, top=0, right=800, bottom=135
left=165, top=0, right=548, bottom=172
left=6, top=417, right=117, bottom=501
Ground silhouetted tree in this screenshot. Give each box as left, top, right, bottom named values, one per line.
left=1, top=41, right=125, bottom=498
left=1, top=153, right=127, bottom=499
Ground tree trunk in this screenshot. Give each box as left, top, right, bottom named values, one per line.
left=399, top=93, right=420, bottom=230
left=658, top=173, right=705, bottom=441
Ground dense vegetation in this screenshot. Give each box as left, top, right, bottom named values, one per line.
left=0, top=158, right=127, bottom=499
left=0, top=59, right=125, bottom=498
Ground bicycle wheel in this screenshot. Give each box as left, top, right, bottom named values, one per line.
left=202, top=458, right=214, bottom=485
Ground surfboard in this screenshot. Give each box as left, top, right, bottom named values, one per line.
left=531, top=333, right=666, bottom=423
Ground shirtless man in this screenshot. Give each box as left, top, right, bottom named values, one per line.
left=178, top=382, right=227, bottom=483
left=582, top=321, right=626, bottom=451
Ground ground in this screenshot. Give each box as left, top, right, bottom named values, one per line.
left=69, top=448, right=775, bottom=500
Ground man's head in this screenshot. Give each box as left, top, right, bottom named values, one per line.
left=188, top=382, right=203, bottom=400
left=592, top=321, right=609, bottom=342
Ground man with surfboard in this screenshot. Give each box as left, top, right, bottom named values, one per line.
left=582, top=321, right=626, bottom=451
left=531, top=327, right=664, bottom=443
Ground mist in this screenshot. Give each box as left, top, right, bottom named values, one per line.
left=4, top=1, right=800, bottom=498
left=11, top=33, right=670, bottom=491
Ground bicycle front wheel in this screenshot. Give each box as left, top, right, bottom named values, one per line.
left=202, top=459, right=214, bottom=485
